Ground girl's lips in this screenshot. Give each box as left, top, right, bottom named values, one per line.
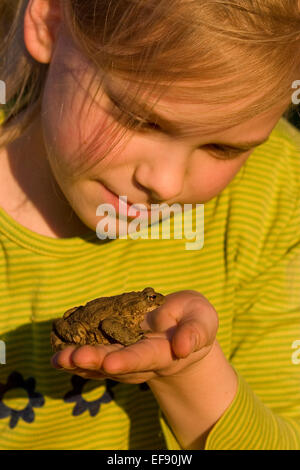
left=98, top=181, right=153, bottom=218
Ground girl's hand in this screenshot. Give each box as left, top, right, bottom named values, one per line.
left=50, top=290, right=219, bottom=383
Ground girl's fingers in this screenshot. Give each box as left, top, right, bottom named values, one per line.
left=141, top=290, right=212, bottom=333
left=101, top=335, right=181, bottom=374
left=51, top=345, right=78, bottom=369
left=52, top=319, right=212, bottom=376
left=71, top=343, right=124, bottom=369
left=172, top=306, right=219, bottom=358
left=52, top=347, right=156, bottom=382
left=142, top=293, right=218, bottom=359
left=51, top=343, right=124, bottom=371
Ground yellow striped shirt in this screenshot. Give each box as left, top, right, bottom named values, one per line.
left=0, top=112, right=300, bottom=449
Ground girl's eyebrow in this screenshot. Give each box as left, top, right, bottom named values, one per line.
left=103, top=82, right=270, bottom=151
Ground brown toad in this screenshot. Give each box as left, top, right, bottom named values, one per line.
left=50, top=287, right=165, bottom=352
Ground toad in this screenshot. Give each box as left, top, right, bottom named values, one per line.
left=50, top=287, right=165, bottom=352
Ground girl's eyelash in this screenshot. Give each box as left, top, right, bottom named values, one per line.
left=125, top=114, right=163, bottom=133
left=204, top=144, right=246, bottom=159
left=108, top=95, right=162, bottom=131
left=131, top=116, right=161, bottom=131
left=108, top=96, right=245, bottom=159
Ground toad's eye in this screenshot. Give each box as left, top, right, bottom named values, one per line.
left=148, top=295, right=157, bottom=301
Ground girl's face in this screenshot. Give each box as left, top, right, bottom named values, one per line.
left=26, top=13, right=288, bottom=236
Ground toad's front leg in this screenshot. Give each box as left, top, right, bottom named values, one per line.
left=100, top=318, right=146, bottom=346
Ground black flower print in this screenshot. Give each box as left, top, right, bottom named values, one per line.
left=0, top=371, right=45, bottom=429
left=139, top=382, right=150, bottom=391
left=64, top=375, right=118, bottom=417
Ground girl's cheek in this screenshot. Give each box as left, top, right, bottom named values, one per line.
left=48, top=99, right=124, bottom=174
left=43, top=64, right=122, bottom=171
left=76, top=116, right=129, bottom=171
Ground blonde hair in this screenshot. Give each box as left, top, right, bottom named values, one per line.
left=0, top=0, right=300, bottom=149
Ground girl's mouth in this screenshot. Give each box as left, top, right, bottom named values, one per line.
left=97, top=181, right=155, bottom=219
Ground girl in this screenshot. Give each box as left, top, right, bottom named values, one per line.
left=0, top=0, right=299, bottom=450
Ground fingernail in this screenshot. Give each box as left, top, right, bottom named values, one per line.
left=51, top=353, right=62, bottom=369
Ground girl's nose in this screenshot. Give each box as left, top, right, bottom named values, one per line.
left=133, top=141, right=189, bottom=203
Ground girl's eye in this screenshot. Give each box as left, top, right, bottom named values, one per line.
left=108, top=96, right=163, bottom=133
left=133, top=118, right=162, bottom=132
left=121, top=112, right=163, bottom=133
left=203, top=144, right=246, bottom=160
left=108, top=96, right=248, bottom=158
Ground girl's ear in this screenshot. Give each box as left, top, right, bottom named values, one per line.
left=24, top=0, right=62, bottom=64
